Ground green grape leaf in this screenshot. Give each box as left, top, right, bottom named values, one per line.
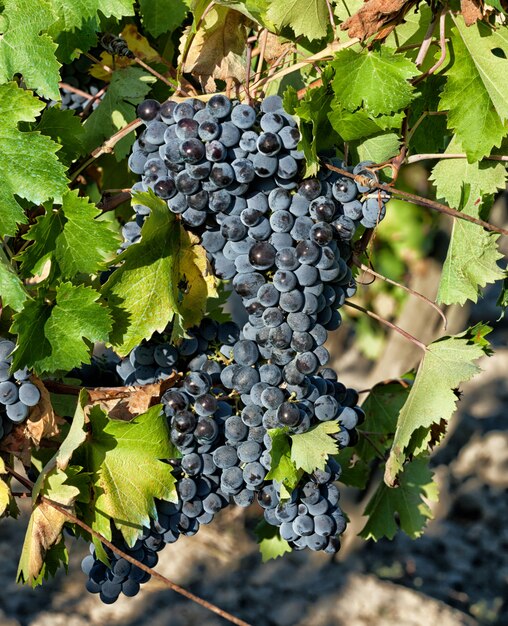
left=355, top=379, right=412, bottom=463
left=384, top=326, right=490, bottom=486
left=439, top=16, right=508, bottom=162
left=335, top=448, right=370, bottom=490
left=0, top=247, right=29, bottom=312
left=83, top=404, right=177, bottom=546
left=54, top=191, right=120, bottom=278
left=356, top=132, right=400, bottom=163
left=255, top=519, right=292, bottom=562
left=497, top=277, right=508, bottom=315
left=17, top=191, right=120, bottom=279
left=48, top=0, right=134, bottom=34
left=437, top=195, right=505, bottom=305
left=331, top=47, right=419, bottom=116
left=139, top=0, right=188, bottom=37
left=17, top=466, right=80, bottom=586
left=10, top=282, right=112, bottom=374
left=215, top=0, right=270, bottom=24
left=266, top=428, right=302, bottom=496
left=430, top=136, right=507, bottom=209
left=55, top=18, right=99, bottom=63
left=290, top=421, right=339, bottom=474
left=103, top=191, right=216, bottom=355
left=83, top=67, right=155, bottom=156
left=334, top=0, right=364, bottom=23
left=0, top=83, right=68, bottom=237
left=266, top=0, right=329, bottom=41
left=360, top=455, right=438, bottom=540
left=284, top=73, right=336, bottom=176
left=35, top=107, right=86, bottom=163
left=329, top=102, right=405, bottom=141
left=0, top=0, right=60, bottom=99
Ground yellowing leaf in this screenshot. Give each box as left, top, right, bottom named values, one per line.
left=17, top=467, right=79, bottom=586
left=179, top=230, right=218, bottom=330
left=90, top=24, right=161, bottom=81
left=290, top=421, right=339, bottom=474
left=180, top=6, right=249, bottom=84
left=103, top=191, right=217, bottom=355
left=83, top=404, right=177, bottom=546
left=0, top=458, right=11, bottom=517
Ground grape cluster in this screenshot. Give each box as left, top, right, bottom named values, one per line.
left=55, top=57, right=105, bottom=114
left=83, top=92, right=387, bottom=603
left=0, top=339, right=40, bottom=437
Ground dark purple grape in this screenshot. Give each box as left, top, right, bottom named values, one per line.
left=137, top=99, right=160, bottom=122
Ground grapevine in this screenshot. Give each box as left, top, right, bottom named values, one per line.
left=0, top=2, right=506, bottom=625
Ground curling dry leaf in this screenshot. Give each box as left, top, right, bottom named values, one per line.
left=86, top=373, right=180, bottom=420
left=0, top=378, right=61, bottom=465
left=341, top=0, right=418, bottom=41
left=180, top=6, right=249, bottom=85
left=461, top=0, right=484, bottom=25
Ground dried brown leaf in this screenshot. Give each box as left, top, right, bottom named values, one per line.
left=461, top=0, right=484, bottom=25
left=86, top=372, right=180, bottom=420
left=0, top=377, right=61, bottom=465
left=180, top=6, right=249, bottom=86
left=340, top=0, right=417, bottom=41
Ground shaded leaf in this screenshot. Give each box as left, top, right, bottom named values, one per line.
left=0, top=247, right=28, bottom=311
left=35, top=106, right=86, bottom=163
left=255, top=519, right=292, bottom=562
left=361, top=455, right=438, bottom=540
left=139, top=0, right=189, bottom=38
left=83, top=67, right=155, bottom=155
left=267, top=0, right=329, bottom=41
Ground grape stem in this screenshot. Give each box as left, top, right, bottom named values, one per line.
left=344, top=301, right=428, bottom=353
left=414, top=11, right=439, bottom=67
left=58, top=82, right=95, bottom=100
left=97, top=191, right=132, bottom=213
left=70, top=118, right=143, bottom=181
left=80, top=84, right=109, bottom=119
left=407, top=153, right=508, bottom=164
left=413, top=9, right=448, bottom=85
left=4, top=464, right=252, bottom=626
left=325, top=162, right=508, bottom=237
left=353, top=259, right=448, bottom=330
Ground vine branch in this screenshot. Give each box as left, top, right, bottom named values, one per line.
left=4, top=465, right=251, bottom=626
left=353, top=259, right=448, bottom=329
left=407, top=153, right=508, bottom=164
left=344, top=301, right=428, bottom=353
left=70, top=118, right=143, bottom=181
